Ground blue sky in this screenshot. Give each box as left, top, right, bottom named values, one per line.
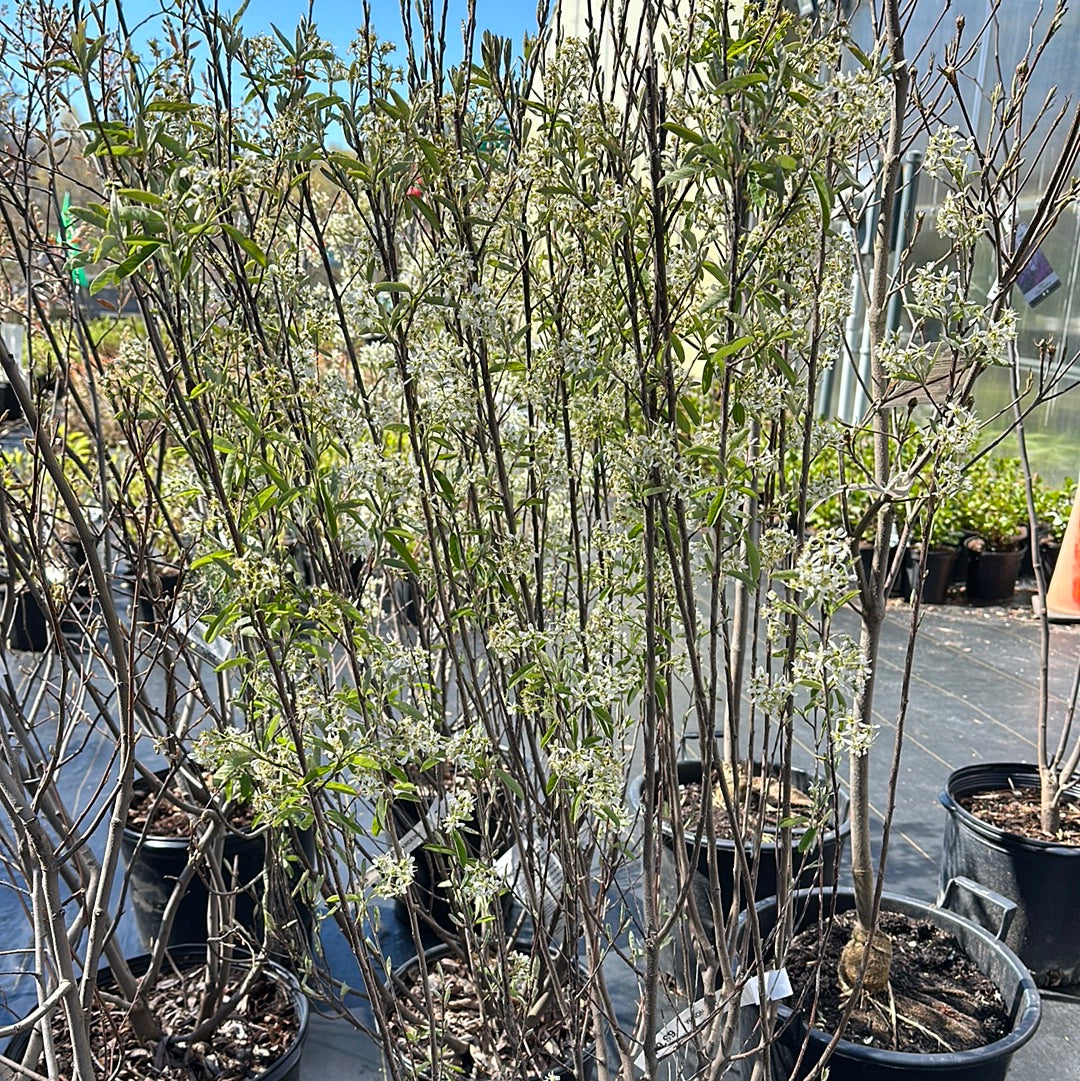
left=123, top=0, right=536, bottom=61
left=239, top=0, right=533, bottom=52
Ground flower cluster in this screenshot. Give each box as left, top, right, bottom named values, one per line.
left=370, top=852, right=416, bottom=899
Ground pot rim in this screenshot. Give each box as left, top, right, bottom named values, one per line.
left=389, top=941, right=592, bottom=1080
left=627, top=759, right=852, bottom=855
left=7, top=946, right=309, bottom=1076
left=752, top=887, right=1041, bottom=1070
left=940, top=762, right=1080, bottom=856
left=122, top=768, right=267, bottom=847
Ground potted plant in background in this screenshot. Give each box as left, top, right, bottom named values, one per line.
left=896, top=438, right=967, bottom=606
left=0, top=430, right=102, bottom=652
left=955, top=455, right=1027, bottom=602
left=0, top=336, right=312, bottom=1080
left=908, top=494, right=963, bottom=605
left=0, top=11, right=317, bottom=1073
left=1031, top=473, right=1077, bottom=580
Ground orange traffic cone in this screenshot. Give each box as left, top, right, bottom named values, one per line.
left=1046, top=482, right=1080, bottom=622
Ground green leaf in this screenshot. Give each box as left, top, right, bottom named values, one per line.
left=118, top=205, right=166, bottom=227
left=659, top=164, right=702, bottom=188
left=495, top=769, right=524, bottom=800
left=848, top=44, right=875, bottom=71
left=384, top=531, right=419, bottom=576
left=113, top=241, right=161, bottom=281
left=191, top=549, right=237, bottom=572
left=746, top=536, right=761, bottom=585
left=70, top=204, right=108, bottom=229
left=662, top=122, right=703, bottom=145
left=811, top=171, right=833, bottom=220
left=221, top=223, right=268, bottom=268
left=705, top=490, right=725, bottom=528
left=714, top=73, right=768, bottom=94
left=145, top=100, right=198, bottom=114
left=88, top=268, right=116, bottom=296
left=713, top=335, right=753, bottom=360
left=118, top=188, right=165, bottom=205
left=412, top=196, right=440, bottom=234
left=155, top=131, right=187, bottom=159
left=431, top=468, right=455, bottom=503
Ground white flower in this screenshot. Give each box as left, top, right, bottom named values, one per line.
left=789, top=529, right=855, bottom=611
left=923, top=127, right=976, bottom=185
left=935, top=190, right=987, bottom=246
left=832, top=711, right=878, bottom=756
left=371, top=852, right=416, bottom=899
left=457, top=861, right=504, bottom=914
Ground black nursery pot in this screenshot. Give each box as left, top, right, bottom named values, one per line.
left=0, top=382, right=20, bottom=421
left=915, top=546, right=957, bottom=605
left=747, top=888, right=1040, bottom=1081
left=121, top=772, right=312, bottom=951
left=136, top=563, right=182, bottom=625
left=951, top=535, right=977, bottom=586
left=940, top=763, right=1080, bottom=987
left=5, top=588, right=50, bottom=652
left=5, top=946, right=309, bottom=1081
left=122, top=779, right=267, bottom=949
left=965, top=547, right=1023, bottom=602
left=1040, top=540, right=1062, bottom=581
left=391, top=783, right=513, bottom=934
left=628, top=761, right=850, bottom=989
left=859, top=543, right=911, bottom=598
left=389, top=943, right=593, bottom=1081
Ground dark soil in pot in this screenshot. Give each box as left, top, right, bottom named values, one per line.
left=387, top=943, right=591, bottom=1081
left=941, top=763, right=1080, bottom=986
left=785, top=908, right=1009, bottom=1053
left=957, top=786, right=1080, bottom=844
left=747, top=888, right=1040, bottom=1081
left=7, top=946, right=308, bottom=1081
left=677, top=769, right=817, bottom=841
left=631, top=759, right=848, bottom=910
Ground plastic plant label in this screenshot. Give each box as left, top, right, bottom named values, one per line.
left=493, top=835, right=565, bottom=928
left=633, top=997, right=714, bottom=1070
left=394, top=793, right=449, bottom=855
left=493, top=843, right=518, bottom=882
left=740, top=968, right=793, bottom=1007
left=179, top=610, right=233, bottom=664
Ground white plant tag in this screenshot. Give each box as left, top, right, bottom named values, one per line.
left=394, top=793, right=449, bottom=855
left=493, top=843, right=518, bottom=883
left=634, top=997, right=712, bottom=1071
left=494, top=833, right=565, bottom=929
left=178, top=609, right=233, bottom=664
left=740, top=968, right=792, bottom=1007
